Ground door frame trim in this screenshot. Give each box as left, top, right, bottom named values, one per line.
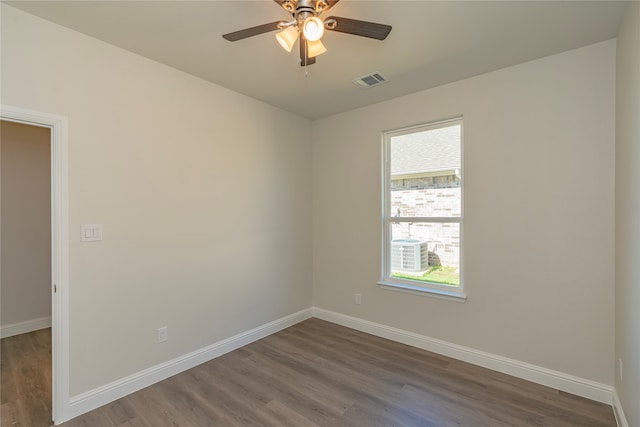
left=1, top=104, right=69, bottom=424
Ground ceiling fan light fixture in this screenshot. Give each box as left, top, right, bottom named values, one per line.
left=307, top=39, right=327, bottom=57
left=222, top=0, right=393, bottom=69
left=302, top=16, right=324, bottom=41
left=275, top=25, right=299, bottom=52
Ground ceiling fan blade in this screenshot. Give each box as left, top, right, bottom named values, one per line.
left=299, top=35, right=317, bottom=67
left=222, top=21, right=283, bottom=42
left=325, top=16, right=392, bottom=40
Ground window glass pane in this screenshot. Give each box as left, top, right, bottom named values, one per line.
left=390, top=222, right=460, bottom=287
left=390, top=185, right=461, bottom=218
left=383, top=119, right=463, bottom=293
left=390, top=124, right=461, bottom=218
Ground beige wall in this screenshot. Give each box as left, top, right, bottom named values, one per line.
left=1, top=4, right=312, bottom=395
left=312, top=40, right=616, bottom=385
left=615, top=2, right=640, bottom=425
left=1, top=120, right=52, bottom=328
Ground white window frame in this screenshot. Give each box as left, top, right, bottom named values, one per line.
left=378, top=117, right=466, bottom=302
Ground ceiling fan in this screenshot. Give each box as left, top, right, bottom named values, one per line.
left=222, top=0, right=392, bottom=66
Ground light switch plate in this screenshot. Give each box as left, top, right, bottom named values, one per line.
left=81, top=224, right=103, bottom=242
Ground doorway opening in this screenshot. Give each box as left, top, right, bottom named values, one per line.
left=1, top=120, right=52, bottom=425
left=0, top=105, right=69, bottom=425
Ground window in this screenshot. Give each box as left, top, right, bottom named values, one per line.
left=380, top=118, right=465, bottom=300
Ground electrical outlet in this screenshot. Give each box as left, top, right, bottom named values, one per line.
left=355, top=293, right=362, bottom=305
left=618, top=358, right=623, bottom=382
left=157, top=326, right=168, bottom=343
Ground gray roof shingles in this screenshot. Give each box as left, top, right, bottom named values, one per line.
left=391, top=125, right=461, bottom=175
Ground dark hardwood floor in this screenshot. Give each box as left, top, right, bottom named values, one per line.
left=1, top=327, right=52, bottom=427
left=2, top=319, right=616, bottom=426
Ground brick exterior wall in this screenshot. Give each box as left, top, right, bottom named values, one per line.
left=391, top=174, right=461, bottom=269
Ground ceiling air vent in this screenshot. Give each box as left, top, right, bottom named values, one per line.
left=352, top=72, right=388, bottom=88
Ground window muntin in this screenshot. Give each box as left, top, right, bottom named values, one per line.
left=381, top=119, right=463, bottom=297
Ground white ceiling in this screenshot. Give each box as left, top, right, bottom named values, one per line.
left=5, top=1, right=629, bottom=119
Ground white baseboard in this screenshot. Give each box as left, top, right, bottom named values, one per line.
left=612, top=388, right=629, bottom=427
left=312, top=307, right=614, bottom=405
left=65, top=308, right=313, bottom=422
left=62, top=306, right=618, bottom=424
left=1, top=316, right=51, bottom=338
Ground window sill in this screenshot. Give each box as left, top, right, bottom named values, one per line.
left=377, top=280, right=467, bottom=303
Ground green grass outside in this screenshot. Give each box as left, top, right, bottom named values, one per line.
left=392, top=265, right=459, bottom=286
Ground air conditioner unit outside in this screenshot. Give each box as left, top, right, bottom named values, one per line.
left=391, top=239, right=429, bottom=273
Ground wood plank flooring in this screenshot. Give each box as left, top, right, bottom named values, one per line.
left=1, top=327, right=52, bottom=427
left=2, top=319, right=616, bottom=426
